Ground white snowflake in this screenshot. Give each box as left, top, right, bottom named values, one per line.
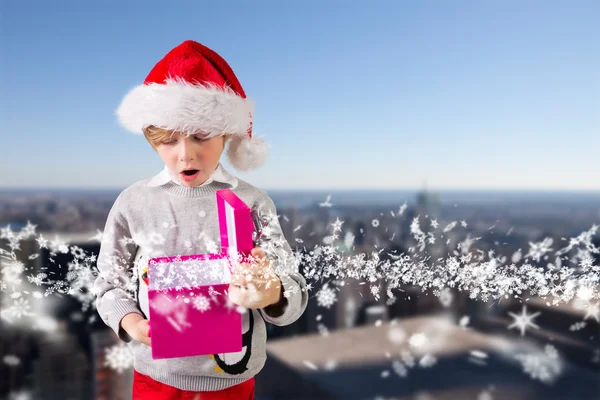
left=438, top=288, right=453, bottom=307
left=323, top=359, right=338, bottom=371
left=27, top=273, right=47, bottom=286
left=316, top=284, right=337, bottom=309
left=7, top=389, right=32, bottom=400
left=400, top=350, right=416, bottom=368
left=515, top=344, right=562, bottom=383
left=419, top=354, right=437, bottom=368
left=318, top=194, right=333, bottom=208
left=583, top=302, right=599, bottom=322
left=148, top=232, right=165, bottom=245
left=303, top=360, right=318, bottom=370
left=527, top=238, right=553, bottom=262
left=331, top=218, right=344, bottom=233
left=391, top=360, right=408, bottom=377
left=372, top=219, right=380, bottom=228
left=478, top=391, right=493, bottom=400
left=443, top=221, right=457, bottom=232
left=104, top=344, right=133, bottom=373
left=408, top=333, right=428, bottom=349
left=387, top=327, right=406, bottom=344
left=569, top=321, right=586, bottom=331
left=370, top=285, right=380, bottom=301
left=508, top=306, right=540, bottom=337
left=10, top=298, right=32, bottom=318
left=3, top=354, right=20, bottom=366
left=511, top=249, right=523, bottom=263
left=317, top=323, right=329, bottom=337
left=398, top=202, right=407, bottom=216
left=193, top=294, right=211, bottom=312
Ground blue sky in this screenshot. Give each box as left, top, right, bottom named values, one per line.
left=1, top=0, right=598, bottom=191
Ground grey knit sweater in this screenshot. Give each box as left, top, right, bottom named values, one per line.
left=93, top=176, right=308, bottom=391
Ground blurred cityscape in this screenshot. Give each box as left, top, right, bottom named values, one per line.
left=1, top=187, right=599, bottom=400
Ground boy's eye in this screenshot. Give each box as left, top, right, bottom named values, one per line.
left=194, top=135, right=209, bottom=142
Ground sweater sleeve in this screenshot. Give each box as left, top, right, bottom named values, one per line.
left=254, top=193, right=308, bottom=327
left=93, top=193, right=142, bottom=342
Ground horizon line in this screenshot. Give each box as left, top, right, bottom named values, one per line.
left=1, top=186, right=599, bottom=193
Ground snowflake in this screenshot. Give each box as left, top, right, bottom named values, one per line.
left=317, top=323, right=329, bottom=337
left=430, top=219, right=439, bottom=229
left=370, top=285, right=380, bottom=301
left=515, top=344, right=562, bottom=384
left=193, top=295, right=211, bottom=313
left=70, top=246, right=85, bottom=260
left=419, top=354, right=437, bottom=368
left=438, top=289, right=453, bottom=307
left=408, top=333, right=427, bottom=349
left=545, top=344, right=558, bottom=360
left=387, top=327, right=406, bottom=344
left=478, top=391, right=493, bottom=400
left=10, top=298, right=32, bottom=318
left=331, top=218, right=344, bottom=233
left=318, top=194, right=333, bottom=208
left=316, top=284, right=337, bottom=308
left=583, top=302, right=599, bottom=322
left=391, top=360, right=408, bottom=377
left=303, top=360, right=318, bottom=370
left=66, top=271, right=78, bottom=281
left=372, top=219, right=380, bottom=228
left=3, top=354, right=20, bottom=366
left=443, top=221, right=457, bottom=232
left=104, top=344, right=133, bottom=373
left=205, top=239, right=218, bottom=254
left=569, top=321, right=586, bottom=331
left=148, top=232, right=165, bottom=245
left=323, top=359, right=337, bottom=371
left=527, top=238, right=553, bottom=262
left=508, top=306, right=541, bottom=337
left=398, top=202, right=407, bottom=216
left=400, top=350, right=415, bottom=368
left=27, top=273, right=47, bottom=286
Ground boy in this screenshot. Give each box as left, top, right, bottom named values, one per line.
left=93, top=40, right=308, bottom=399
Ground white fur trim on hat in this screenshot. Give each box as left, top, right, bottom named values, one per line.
left=227, top=135, right=269, bottom=171
left=116, top=78, right=254, bottom=136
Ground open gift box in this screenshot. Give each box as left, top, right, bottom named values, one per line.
left=147, top=189, right=254, bottom=359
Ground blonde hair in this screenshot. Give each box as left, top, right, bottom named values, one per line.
left=142, top=125, right=230, bottom=150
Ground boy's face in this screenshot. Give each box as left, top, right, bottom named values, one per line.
left=155, top=132, right=226, bottom=187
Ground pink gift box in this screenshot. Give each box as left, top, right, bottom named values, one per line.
left=147, top=189, right=254, bottom=359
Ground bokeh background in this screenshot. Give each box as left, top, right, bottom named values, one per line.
left=1, top=1, right=599, bottom=399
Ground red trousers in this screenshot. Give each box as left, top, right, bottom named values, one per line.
left=132, top=370, right=255, bottom=400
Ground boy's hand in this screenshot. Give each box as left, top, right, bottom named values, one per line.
left=121, top=313, right=151, bottom=346
left=228, top=247, right=283, bottom=310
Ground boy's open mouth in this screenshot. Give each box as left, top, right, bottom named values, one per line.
left=180, top=169, right=200, bottom=182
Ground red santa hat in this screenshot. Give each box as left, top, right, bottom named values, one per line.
left=116, top=40, right=268, bottom=171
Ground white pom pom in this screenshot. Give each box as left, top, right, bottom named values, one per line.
left=227, top=135, right=269, bottom=171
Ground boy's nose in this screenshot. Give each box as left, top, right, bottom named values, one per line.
left=178, top=141, right=194, bottom=161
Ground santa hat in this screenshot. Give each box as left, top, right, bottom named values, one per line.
left=116, top=40, right=268, bottom=171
